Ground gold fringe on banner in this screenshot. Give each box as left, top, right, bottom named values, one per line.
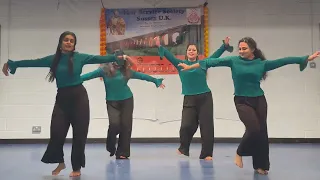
left=203, top=5, right=209, bottom=58
left=99, top=8, right=107, bottom=80
left=100, top=8, right=107, bottom=56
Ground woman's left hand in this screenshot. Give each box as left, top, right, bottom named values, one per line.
left=308, top=51, right=320, bottom=61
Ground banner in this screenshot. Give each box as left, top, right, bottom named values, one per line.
left=100, top=7, right=209, bottom=75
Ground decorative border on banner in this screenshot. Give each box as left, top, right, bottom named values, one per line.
left=203, top=5, right=209, bottom=57
left=100, top=8, right=107, bottom=56
left=99, top=8, right=107, bottom=80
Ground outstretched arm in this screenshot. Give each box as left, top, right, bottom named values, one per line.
left=2, top=55, right=53, bottom=75
left=131, top=70, right=165, bottom=88
left=178, top=56, right=234, bottom=71
left=264, top=52, right=319, bottom=72
left=81, top=68, right=103, bottom=82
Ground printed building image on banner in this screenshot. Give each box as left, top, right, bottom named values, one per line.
left=104, top=7, right=205, bottom=75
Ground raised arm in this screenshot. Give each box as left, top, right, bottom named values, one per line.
left=178, top=56, right=234, bottom=71
left=3, top=55, right=53, bottom=75
left=264, top=55, right=310, bottom=72
left=158, top=45, right=183, bottom=68
left=81, top=68, right=103, bottom=82
left=131, top=70, right=164, bottom=88
left=154, top=37, right=183, bottom=69
left=208, top=37, right=234, bottom=58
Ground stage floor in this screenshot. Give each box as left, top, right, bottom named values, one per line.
left=0, top=143, right=319, bottom=180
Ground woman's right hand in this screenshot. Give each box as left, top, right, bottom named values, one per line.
left=178, top=63, right=191, bottom=71
left=2, top=63, right=9, bottom=76
left=154, top=36, right=161, bottom=47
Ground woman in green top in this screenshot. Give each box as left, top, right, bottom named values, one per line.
left=177, top=36, right=320, bottom=175
left=154, top=36, right=233, bottom=160
left=80, top=54, right=165, bottom=159
left=1, top=31, right=129, bottom=177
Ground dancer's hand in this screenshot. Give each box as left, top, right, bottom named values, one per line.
left=308, top=51, right=320, bottom=61
left=154, top=36, right=161, bottom=47
left=2, top=63, right=9, bottom=76
left=117, top=55, right=133, bottom=62
left=158, top=83, right=165, bottom=89
left=178, top=63, right=191, bottom=71
left=124, top=55, right=137, bottom=65
left=224, top=36, right=230, bottom=46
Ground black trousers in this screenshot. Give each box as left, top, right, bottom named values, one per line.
left=106, top=97, right=134, bottom=158
left=41, top=84, right=90, bottom=171
left=234, top=95, right=270, bottom=170
left=178, top=91, right=214, bottom=159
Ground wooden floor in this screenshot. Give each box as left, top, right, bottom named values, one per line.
left=0, top=143, right=319, bottom=180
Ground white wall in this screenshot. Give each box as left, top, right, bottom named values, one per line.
left=0, top=0, right=319, bottom=139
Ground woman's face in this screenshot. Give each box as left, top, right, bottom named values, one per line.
left=61, top=35, right=75, bottom=53
left=238, top=42, right=254, bottom=59
left=186, top=45, right=198, bottom=60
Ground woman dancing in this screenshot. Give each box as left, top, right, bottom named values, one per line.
left=177, top=36, right=319, bottom=174
left=154, top=36, right=233, bottom=160
left=81, top=54, right=165, bottom=159
left=2, top=31, right=130, bottom=177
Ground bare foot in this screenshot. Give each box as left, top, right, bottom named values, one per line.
left=69, top=170, right=81, bottom=177
left=234, top=154, right=243, bottom=168
left=52, top=163, right=66, bottom=176
left=256, top=168, right=268, bottom=175
left=204, top=156, right=213, bottom=160
left=177, top=149, right=182, bottom=155
left=177, top=149, right=189, bottom=156
left=116, top=155, right=129, bottom=159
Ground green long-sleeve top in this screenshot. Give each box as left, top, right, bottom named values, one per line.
left=158, top=44, right=228, bottom=95
left=199, top=55, right=309, bottom=97
left=6, top=52, right=119, bottom=88
left=81, top=67, right=164, bottom=101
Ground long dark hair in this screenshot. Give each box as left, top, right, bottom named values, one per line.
left=46, top=31, right=77, bottom=82
left=100, top=59, right=132, bottom=80
left=238, top=37, right=267, bottom=80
